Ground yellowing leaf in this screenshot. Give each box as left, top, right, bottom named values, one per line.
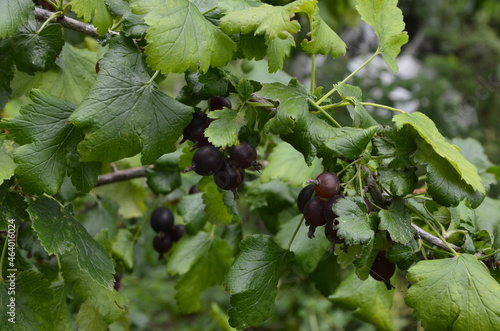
left=71, top=0, right=114, bottom=35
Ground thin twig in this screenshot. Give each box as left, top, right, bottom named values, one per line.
left=34, top=7, right=99, bottom=38
left=96, top=167, right=149, bottom=186
left=411, top=223, right=461, bottom=252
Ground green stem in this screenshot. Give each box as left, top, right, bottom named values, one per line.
left=477, top=249, right=500, bottom=260
left=310, top=54, right=316, bottom=93
left=308, top=99, right=341, bottom=128
left=423, top=204, right=447, bottom=236
left=421, top=242, right=455, bottom=256
left=0, top=236, right=8, bottom=279
left=360, top=102, right=406, bottom=114
left=55, top=254, right=63, bottom=281
left=37, top=11, right=63, bottom=33
left=146, top=70, right=161, bottom=85
left=417, top=239, right=428, bottom=260
left=317, top=49, right=380, bottom=105
left=337, top=157, right=364, bottom=176
left=202, top=7, right=218, bottom=15
left=287, top=216, right=304, bottom=250
left=407, top=204, right=459, bottom=256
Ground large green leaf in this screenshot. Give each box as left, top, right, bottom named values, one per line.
left=27, top=197, right=115, bottom=288
left=378, top=197, right=414, bottom=244
left=12, top=22, right=64, bottom=74
left=205, top=108, right=247, bottom=148
left=0, top=0, right=33, bottom=38
left=275, top=214, right=330, bottom=273
left=0, top=271, right=55, bottom=331
left=325, top=126, right=379, bottom=159
left=224, top=234, right=294, bottom=329
left=377, top=167, right=418, bottom=196
left=0, top=90, right=100, bottom=195
left=69, top=36, right=193, bottom=164
left=332, top=196, right=375, bottom=244
left=329, top=271, right=394, bottom=331
left=257, top=79, right=311, bottom=134
left=394, top=112, right=485, bottom=195
left=71, top=0, right=114, bottom=35
left=260, top=142, right=322, bottom=186
left=140, top=0, right=236, bottom=73
left=356, top=0, right=408, bottom=72
left=406, top=254, right=500, bottom=331
left=0, top=180, right=29, bottom=230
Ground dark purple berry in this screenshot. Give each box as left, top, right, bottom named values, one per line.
left=209, top=96, right=232, bottom=111
left=310, top=172, right=340, bottom=199
left=324, top=195, right=344, bottom=224
left=152, top=232, right=173, bottom=255
left=214, top=161, right=245, bottom=190
left=171, top=224, right=186, bottom=242
left=229, top=142, right=257, bottom=169
left=182, top=112, right=207, bottom=143
left=297, top=185, right=315, bottom=213
left=150, top=207, right=174, bottom=233
left=303, top=196, right=327, bottom=227
left=370, top=250, right=396, bottom=289
left=188, top=184, right=199, bottom=194
left=186, top=145, right=224, bottom=176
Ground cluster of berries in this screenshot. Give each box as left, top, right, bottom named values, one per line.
left=150, top=206, right=186, bottom=259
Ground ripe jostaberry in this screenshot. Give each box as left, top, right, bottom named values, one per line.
left=303, top=196, right=327, bottom=227
left=369, top=250, right=396, bottom=290
left=310, top=172, right=340, bottom=199
left=209, top=96, right=232, bottom=111
left=153, top=232, right=173, bottom=256
left=171, top=224, right=186, bottom=242
left=229, top=142, right=257, bottom=169
left=214, top=161, right=245, bottom=191
left=150, top=207, right=174, bottom=233
left=186, top=145, right=224, bottom=176
left=297, top=185, right=315, bottom=213
left=324, top=195, right=344, bottom=224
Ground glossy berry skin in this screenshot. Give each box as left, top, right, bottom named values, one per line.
left=297, top=185, right=315, bottom=213
left=188, top=184, right=199, bottom=194
left=214, top=161, right=245, bottom=190
left=190, top=145, right=224, bottom=176
left=171, top=224, right=186, bottom=242
left=370, top=250, right=396, bottom=289
left=209, top=96, right=232, bottom=111
left=313, top=172, right=340, bottom=199
left=150, top=207, right=174, bottom=233
left=324, top=195, right=343, bottom=224
left=182, top=112, right=207, bottom=142
left=229, top=142, right=257, bottom=169
left=153, top=232, right=173, bottom=254
left=303, top=196, right=327, bottom=227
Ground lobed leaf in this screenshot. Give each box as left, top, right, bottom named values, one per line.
left=333, top=196, right=375, bottom=244
left=71, top=0, right=114, bottom=35
left=224, top=234, right=294, bottom=329
left=205, top=108, right=247, bottom=148
left=0, top=0, right=33, bottom=38
left=198, top=176, right=238, bottom=225
left=378, top=197, right=414, bottom=244
left=406, top=254, right=500, bottom=331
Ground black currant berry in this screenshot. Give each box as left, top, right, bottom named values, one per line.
left=297, top=185, right=315, bottom=213
left=171, top=224, right=186, bottom=242
left=324, top=195, right=344, bottom=224
left=229, top=142, right=257, bottom=169
left=369, top=250, right=396, bottom=290
left=303, top=196, right=327, bottom=227
left=209, top=96, right=232, bottom=111
left=188, top=184, right=199, bottom=194
left=214, top=161, right=245, bottom=190
left=324, top=223, right=344, bottom=252
left=186, top=145, right=224, bottom=176
left=310, top=172, right=340, bottom=199
left=189, top=125, right=210, bottom=149
left=152, top=232, right=173, bottom=255
left=150, top=207, right=174, bottom=233
left=182, top=112, right=207, bottom=143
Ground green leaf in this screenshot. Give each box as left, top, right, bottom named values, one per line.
left=0, top=39, right=15, bottom=107
left=11, top=43, right=102, bottom=105
left=199, top=176, right=238, bottom=225
left=12, top=22, right=64, bottom=74
left=257, top=79, right=310, bottom=135
left=224, top=234, right=294, bottom=329
left=329, top=271, right=395, bottom=331
left=0, top=180, right=29, bottom=230
left=177, top=193, right=208, bottom=234
left=174, top=237, right=233, bottom=313
left=260, top=142, right=322, bottom=186
left=141, top=0, right=236, bottom=73
left=0, top=271, right=55, bottom=330
left=111, top=228, right=134, bottom=270
left=475, top=197, right=500, bottom=249
left=27, top=196, right=115, bottom=288
left=0, top=137, right=17, bottom=180
left=378, top=197, right=414, bottom=244
left=300, top=4, right=346, bottom=58
left=105, top=0, right=148, bottom=37
left=332, top=196, right=375, bottom=244
left=69, top=36, right=193, bottom=164
left=0, top=0, right=33, bottom=38
left=325, top=126, right=379, bottom=159
left=386, top=240, right=419, bottom=270
left=394, top=112, right=485, bottom=194
left=0, top=90, right=100, bottom=195
left=78, top=198, right=119, bottom=237
left=377, top=167, right=418, bottom=196
left=167, top=232, right=212, bottom=275
left=406, top=254, right=500, bottom=331
left=146, top=167, right=181, bottom=194
left=177, top=69, right=231, bottom=106
left=373, top=125, right=417, bottom=169
left=275, top=214, right=330, bottom=273
left=71, top=0, right=113, bottom=35
left=356, top=0, right=408, bottom=72
left=50, top=280, right=72, bottom=331
left=76, top=301, right=109, bottom=331
left=266, top=34, right=295, bottom=73
left=61, top=251, right=128, bottom=323
left=205, top=108, right=247, bottom=147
